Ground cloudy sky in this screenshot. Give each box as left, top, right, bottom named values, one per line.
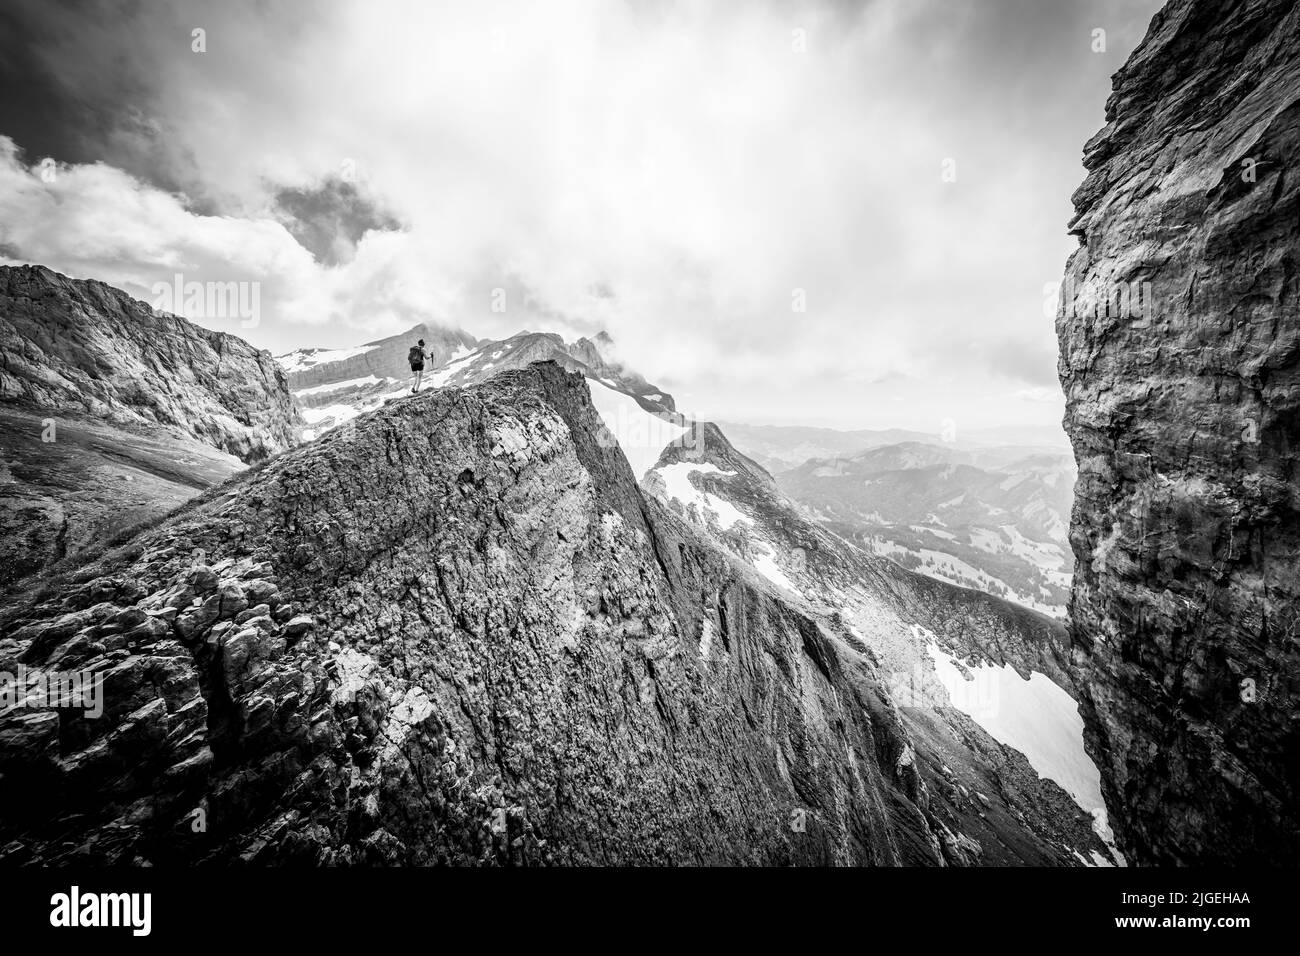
left=0, top=0, right=1163, bottom=433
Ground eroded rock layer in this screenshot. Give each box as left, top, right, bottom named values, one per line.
left=1058, top=0, right=1300, bottom=863
left=0, top=264, right=301, bottom=462
left=0, top=266, right=304, bottom=589
left=0, top=364, right=948, bottom=865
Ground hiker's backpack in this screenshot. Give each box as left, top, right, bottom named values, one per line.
left=408, top=345, right=423, bottom=364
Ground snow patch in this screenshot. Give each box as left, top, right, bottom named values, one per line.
left=425, top=347, right=481, bottom=388
left=655, top=462, right=751, bottom=530
left=296, top=374, right=385, bottom=397
left=699, top=619, right=714, bottom=659
left=751, top=541, right=798, bottom=594
left=587, top=379, right=688, bottom=480
left=968, top=527, right=1004, bottom=553
left=912, top=524, right=956, bottom=540
left=301, top=403, right=363, bottom=427
left=925, top=643, right=1119, bottom=856
left=276, top=345, right=377, bottom=374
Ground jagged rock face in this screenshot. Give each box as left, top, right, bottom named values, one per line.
left=1059, top=0, right=1300, bottom=863
left=0, top=364, right=952, bottom=865
left=0, top=264, right=301, bottom=463
left=644, top=423, right=1116, bottom=864
left=0, top=265, right=303, bottom=590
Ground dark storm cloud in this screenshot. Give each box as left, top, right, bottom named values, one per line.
left=0, top=4, right=92, bottom=166
left=0, top=0, right=334, bottom=209
left=275, top=178, right=401, bottom=266
left=0, top=1, right=186, bottom=193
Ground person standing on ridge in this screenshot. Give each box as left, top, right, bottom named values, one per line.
left=408, top=338, right=429, bottom=393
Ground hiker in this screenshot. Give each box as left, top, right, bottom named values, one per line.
left=408, top=338, right=428, bottom=393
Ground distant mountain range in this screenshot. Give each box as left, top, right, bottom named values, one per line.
left=776, top=442, right=1075, bottom=617
left=717, top=422, right=1070, bottom=474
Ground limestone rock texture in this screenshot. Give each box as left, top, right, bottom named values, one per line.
left=0, top=364, right=954, bottom=865
left=0, top=265, right=303, bottom=590
left=0, top=264, right=302, bottom=463
left=1058, top=0, right=1300, bottom=863
left=645, top=422, right=1111, bottom=864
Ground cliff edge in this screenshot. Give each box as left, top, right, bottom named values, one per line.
left=1058, top=0, right=1300, bottom=863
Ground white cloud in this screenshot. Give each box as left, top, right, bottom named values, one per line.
left=0, top=0, right=1164, bottom=431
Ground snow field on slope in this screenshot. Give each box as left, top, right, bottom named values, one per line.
left=588, top=380, right=689, bottom=480
left=655, top=462, right=751, bottom=529
left=295, top=374, right=386, bottom=396
left=924, top=642, right=1120, bottom=857
left=275, top=344, right=377, bottom=373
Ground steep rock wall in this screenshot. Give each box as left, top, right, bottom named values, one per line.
left=0, top=264, right=301, bottom=463
left=1058, top=0, right=1300, bottom=863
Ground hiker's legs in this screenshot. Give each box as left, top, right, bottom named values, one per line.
left=412, top=368, right=423, bottom=393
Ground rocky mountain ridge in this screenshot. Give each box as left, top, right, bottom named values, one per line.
left=0, top=363, right=959, bottom=864
left=280, top=327, right=674, bottom=438
left=638, top=419, right=1118, bottom=863
left=0, top=266, right=303, bottom=590
left=278, top=322, right=479, bottom=391
left=0, top=264, right=301, bottom=462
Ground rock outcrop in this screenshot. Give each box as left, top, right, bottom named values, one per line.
left=643, top=422, right=1116, bottom=864
left=0, top=363, right=958, bottom=865
left=0, top=405, right=245, bottom=593
left=0, top=264, right=302, bottom=463
left=1058, top=0, right=1300, bottom=863
left=0, top=266, right=303, bottom=591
